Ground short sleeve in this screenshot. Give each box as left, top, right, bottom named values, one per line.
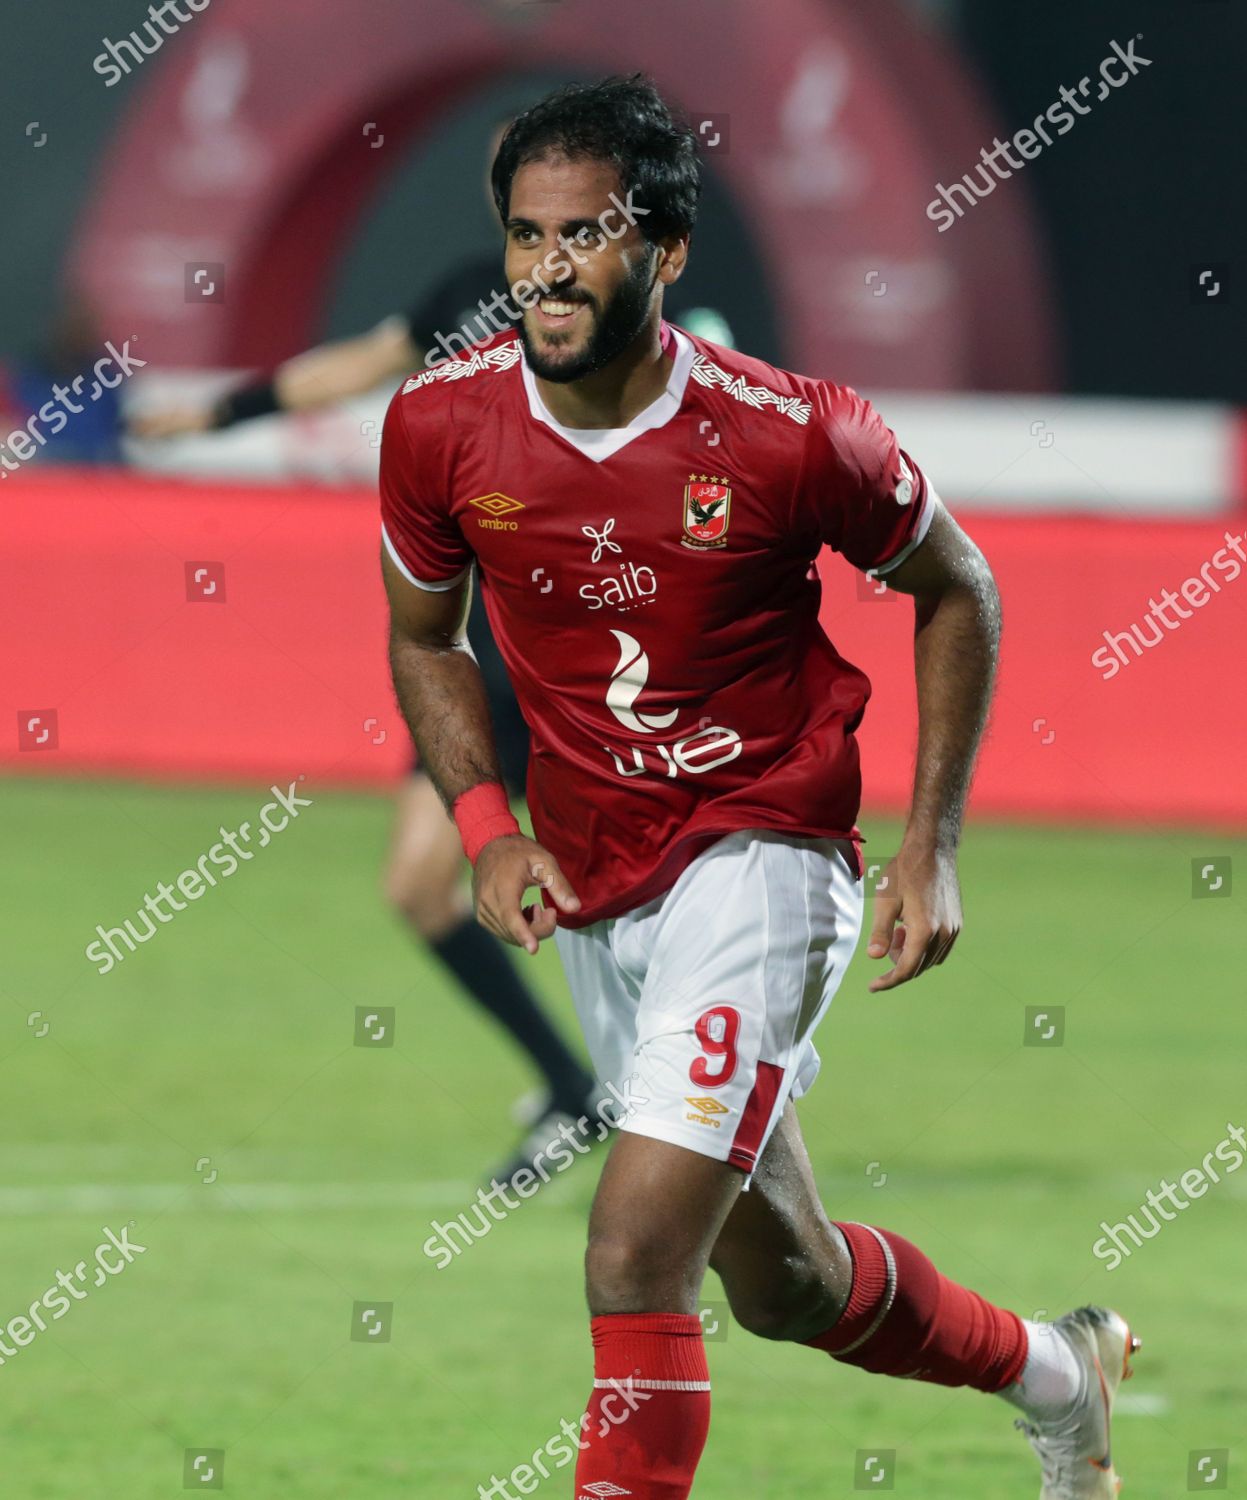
left=798, top=384, right=938, bottom=577
left=379, top=386, right=473, bottom=591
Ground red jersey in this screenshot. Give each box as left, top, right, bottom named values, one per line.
left=380, top=324, right=936, bottom=927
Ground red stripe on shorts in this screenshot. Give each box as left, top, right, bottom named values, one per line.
left=727, top=1060, right=785, bottom=1171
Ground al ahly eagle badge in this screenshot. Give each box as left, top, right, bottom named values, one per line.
left=682, top=475, right=732, bottom=550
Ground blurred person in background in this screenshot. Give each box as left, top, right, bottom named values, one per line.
left=1, top=294, right=125, bottom=466
left=132, top=126, right=734, bottom=1191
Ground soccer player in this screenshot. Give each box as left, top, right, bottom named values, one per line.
left=380, top=77, right=1139, bottom=1499
left=131, top=131, right=733, bottom=1190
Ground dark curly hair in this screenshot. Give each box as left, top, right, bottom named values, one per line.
left=491, top=74, right=703, bottom=244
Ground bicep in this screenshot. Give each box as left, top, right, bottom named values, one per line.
left=381, top=546, right=472, bottom=648
left=878, top=504, right=994, bottom=601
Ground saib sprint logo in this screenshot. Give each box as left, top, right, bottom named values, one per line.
left=600, top=630, right=742, bottom=782
left=606, top=630, right=678, bottom=734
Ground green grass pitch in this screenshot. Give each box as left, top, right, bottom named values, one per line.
left=1, top=775, right=1243, bottom=1498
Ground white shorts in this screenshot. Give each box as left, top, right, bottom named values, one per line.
left=554, top=830, right=863, bottom=1176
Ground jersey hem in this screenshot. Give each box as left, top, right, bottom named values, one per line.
left=554, top=821, right=864, bottom=930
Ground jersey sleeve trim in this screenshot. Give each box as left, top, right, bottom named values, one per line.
left=870, top=487, right=940, bottom=578
left=381, top=522, right=470, bottom=593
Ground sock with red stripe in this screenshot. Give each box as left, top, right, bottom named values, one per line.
left=803, top=1221, right=1028, bottom=1392
left=573, top=1313, right=710, bottom=1500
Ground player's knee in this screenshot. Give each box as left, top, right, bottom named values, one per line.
left=383, top=860, right=466, bottom=940
left=725, top=1268, right=845, bottom=1343
left=585, top=1230, right=700, bottom=1313
left=728, top=1287, right=813, bottom=1342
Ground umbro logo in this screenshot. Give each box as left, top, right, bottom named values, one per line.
left=470, top=493, right=524, bottom=517
left=685, top=1095, right=730, bottom=1129
left=580, top=1485, right=632, bottom=1498
left=470, top=493, right=524, bottom=532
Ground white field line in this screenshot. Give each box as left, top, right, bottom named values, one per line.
left=0, top=1181, right=476, bottom=1215
left=2, top=1172, right=1241, bottom=1217
left=1114, top=1393, right=1172, bottom=1416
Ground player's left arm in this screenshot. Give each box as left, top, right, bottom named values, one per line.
left=866, top=504, right=1001, bottom=992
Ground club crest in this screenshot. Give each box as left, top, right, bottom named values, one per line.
left=682, top=475, right=732, bottom=550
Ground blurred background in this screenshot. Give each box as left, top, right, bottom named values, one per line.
left=1, top=2, right=1243, bottom=1497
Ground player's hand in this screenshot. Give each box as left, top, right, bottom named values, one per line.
left=866, top=843, right=962, bottom=992
left=472, top=834, right=581, bottom=955
left=129, top=406, right=215, bottom=440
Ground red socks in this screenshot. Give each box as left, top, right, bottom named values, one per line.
left=804, top=1221, right=1027, bottom=1392
left=573, top=1226, right=1025, bottom=1494
left=574, top=1313, right=710, bottom=1500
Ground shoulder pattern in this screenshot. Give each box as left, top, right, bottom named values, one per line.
left=402, top=339, right=523, bottom=395
left=689, top=353, right=813, bottom=426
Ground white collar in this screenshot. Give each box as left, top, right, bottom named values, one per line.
left=519, top=327, right=696, bottom=463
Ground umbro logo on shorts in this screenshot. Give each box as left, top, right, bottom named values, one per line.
left=685, top=1096, right=730, bottom=1128
left=580, top=1484, right=633, bottom=1497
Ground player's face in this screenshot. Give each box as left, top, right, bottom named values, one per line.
left=504, top=154, right=661, bottom=384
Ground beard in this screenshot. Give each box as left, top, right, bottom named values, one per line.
left=519, top=253, right=658, bottom=384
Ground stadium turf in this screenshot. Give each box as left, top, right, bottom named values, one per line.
left=1, top=774, right=1242, bottom=1498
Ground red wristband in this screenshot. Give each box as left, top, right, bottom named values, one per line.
left=453, top=782, right=521, bottom=865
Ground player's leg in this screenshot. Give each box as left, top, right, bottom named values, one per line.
left=586, top=1133, right=743, bottom=1312
left=555, top=830, right=863, bottom=1499
left=709, top=1101, right=1140, bottom=1497
left=573, top=1132, right=740, bottom=1499
left=709, top=1102, right=1029, bottom=1387
left=548, top=913, right=723, bottom=1498
left=560, top=830, right=1137, bottom=1498
left=706, top=1101, right=852, bottom=1339
left=382, top=770, right=596, bottom=1147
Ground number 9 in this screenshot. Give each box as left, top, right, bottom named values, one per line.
left=690, top=1005, right=741, bottom=1088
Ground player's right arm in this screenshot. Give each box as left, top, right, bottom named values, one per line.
left=382, top=556, right=581, bottom=952
left=380, top=394, right=580, bottom=953
left=130, top=316, right=420, bottom=439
